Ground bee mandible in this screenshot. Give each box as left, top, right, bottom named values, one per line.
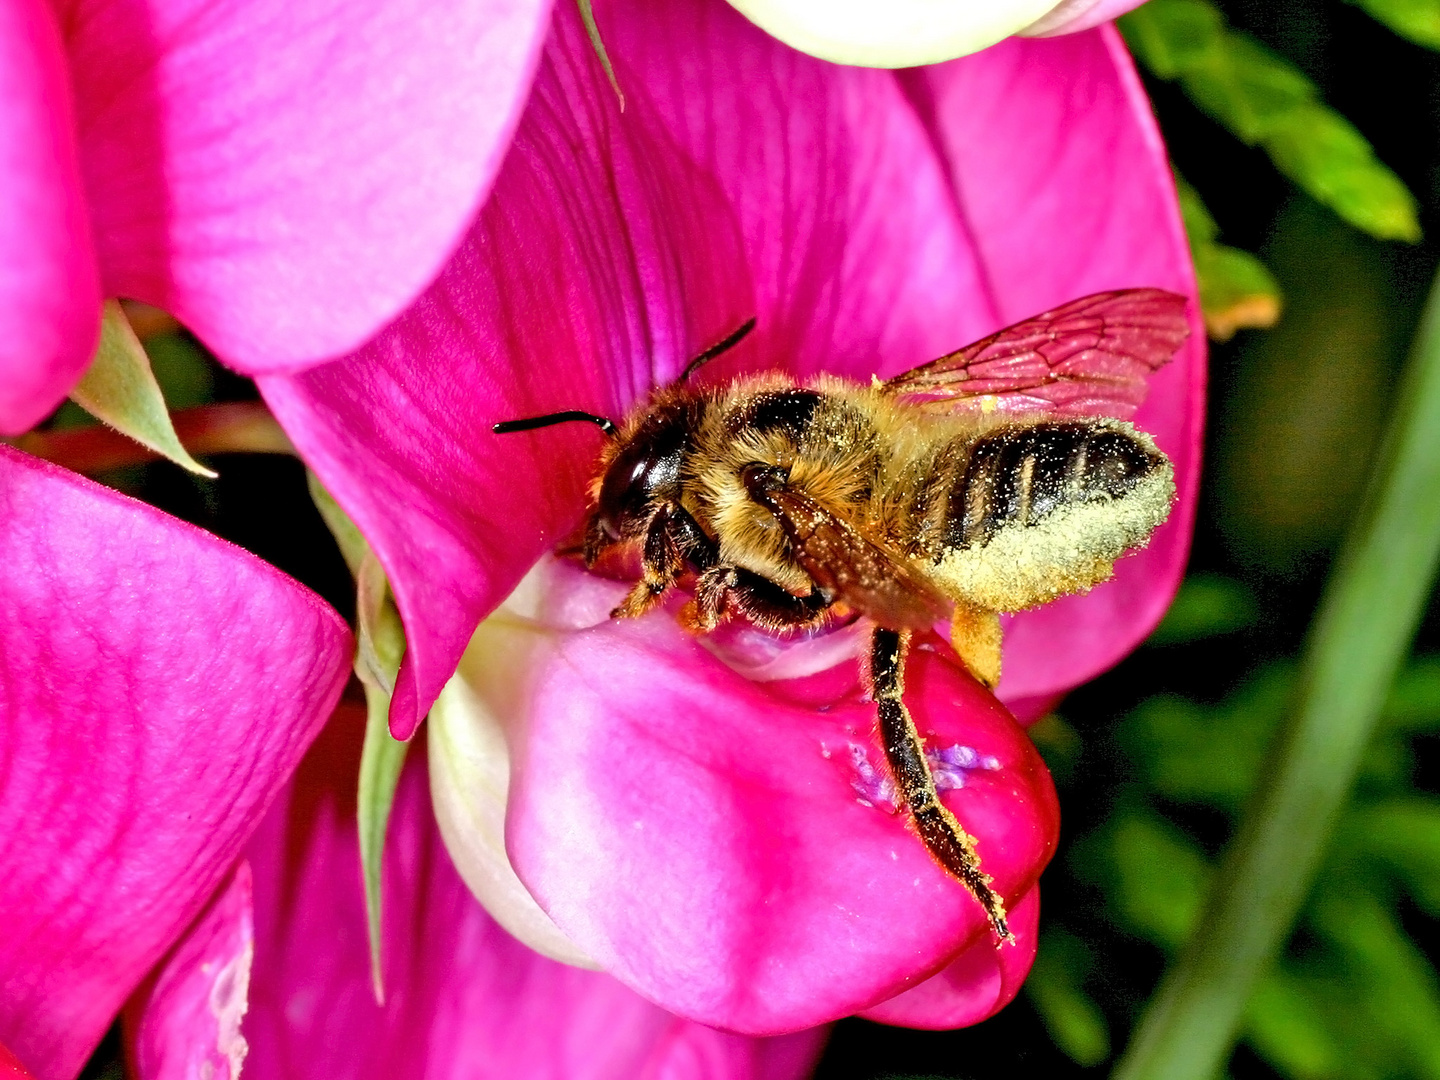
left=495, top=288, right=1189, bottom=943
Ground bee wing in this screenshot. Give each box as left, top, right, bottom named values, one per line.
left=747, top=482, right=950, bottom=631
left=882, top=288, right=1190, bottom=419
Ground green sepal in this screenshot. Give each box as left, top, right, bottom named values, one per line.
left=69, top=301, right=217, bottom=477
left=1345, top=0, right=1440, bottom=51
left=357, top=673, right=409, bottom=1004
left=306, top=470, right=370, bottom=577
left=1122, top=0, right=1421, bottom=243
left=576, top=0, right=624, bottom=110
left=307, top=475, right=411, bottom=1003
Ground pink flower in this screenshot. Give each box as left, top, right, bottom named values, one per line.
left=258, top=0, right=1203, bottom=1037
left=129, top=705, right=827, bottom=1080
left=0, top=0, right=553, bottom=434
left=0, top=445, right=352, bottom=1080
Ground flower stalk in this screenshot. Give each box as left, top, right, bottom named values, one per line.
left=1113, top=261, right=1440, bottom=1080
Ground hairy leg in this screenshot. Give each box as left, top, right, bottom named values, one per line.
left=611, top=504, right=719, bottom=619
left=683, top=563, right=831, bottom=633
left=871, top=627, right=1013, bottom=943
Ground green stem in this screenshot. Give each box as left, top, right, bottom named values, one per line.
left=1112, top=265, right=1440, bottom=1080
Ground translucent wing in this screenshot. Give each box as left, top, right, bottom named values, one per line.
left=883, top=288, right=1190, bottom=419
left=744, top=474, right=949, bottom=631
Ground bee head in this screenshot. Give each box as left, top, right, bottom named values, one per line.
left=585, top=399, right=700, bottom=564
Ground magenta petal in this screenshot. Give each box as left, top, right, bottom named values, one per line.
left=70, top=0, right=553, bottom=372
left=126, top=863, right=255, bottom=1080
left=0, top=446, right=351, bottom=1080
left=0, top=0, right=100, bottom=434
left=260, top=1, right=760, bottom=737
left=244, top=707, right=827, bottom=1080
left=264, top=1, right=1197, bottom=737
left=502, top=606, right=1059, bottom=1034
left=259, top=0, right=1007, bottom=736
left=903, top=30, right=1205, bottom=702
left=858, top=887, right=1040, bottom=1028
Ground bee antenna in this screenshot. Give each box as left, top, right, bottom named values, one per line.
left=677, top=317, right=757, bottom=383
left=492, top=411, right=618, bottom=437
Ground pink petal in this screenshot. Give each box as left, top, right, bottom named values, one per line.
left=858, top=887, right=1040, bottom=1028
left=260, top=0, right=1024, bottom=736
left=126, top=864, right=255, bottom=1080
left=0, top=446, right=351, bottom=1080
left=0, top=0, right=100, bottom=434
left=492, top=563, right=1059, bottom=1034
left=261, top=0, right=765, bottom=737
left=243, top=706, right=827, bottom=1080
left=68, top=0, right=553, bottom=373
left=901, top=30, right=1205, bottom=703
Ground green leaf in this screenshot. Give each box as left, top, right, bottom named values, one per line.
left=1310, top=887, right=1440, bottom=1080
left=1121, top=0, right=1421, bottom=242
left=1380, top=655, right=1440, bottom=733
left=1340, top=797, right=1440, bottom=914
left=68, top=300, right=217, bottom=477
left=1027, top=930, right=1112, bottom=1065
left=1345, top=0, right=1440, bottom=50
left=1148, top=570, right=1261, bottom=644
left=1243, top=970, right=1347, bottom=1080
left=1078, top=809, right=1211, bottom=949
left=1120, top=663, right=1293, bottom=813
left=1175, top=174, right=1282, bottom=342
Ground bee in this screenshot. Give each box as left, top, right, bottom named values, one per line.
left=495, top=288, right=1189, bottom=943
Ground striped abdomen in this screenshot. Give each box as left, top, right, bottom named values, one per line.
left=929, top=419, right=1175, bottom=612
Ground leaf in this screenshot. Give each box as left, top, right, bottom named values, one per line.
left=1309, top=887, right=1440, bottom=1080
left=1119, top=663, right=1293, bottom=813
left=1147, top=570, right=1262, bottom=643
left=1076, top=809, right=1211, bottom=949
left=1345, top=0, right=1440, bottom=50
left=1244, top=970, right=1347, bottom=1080
left=1026, top=931, right=1111, bottom=1066
left=1380, top=655, right=1440, bottom=733
left=67, top=301, right=217, bottom=477
left=1338, top=797, right=1440, bottom=915
left=1175, top=173, right=1282, bottom=341
left=1121, top=0, right=1421, bottom=242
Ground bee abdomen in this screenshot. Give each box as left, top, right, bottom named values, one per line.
left=945, top=421, right=1166, bottom=549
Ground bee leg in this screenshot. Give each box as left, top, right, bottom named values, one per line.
left=871, top=627, right=1014, bottom=944
left=949, top=602, right=1003, bottom=689
left=684, top=564, right=830, bottom=633
left=612, top=506, right=692, bottom=619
